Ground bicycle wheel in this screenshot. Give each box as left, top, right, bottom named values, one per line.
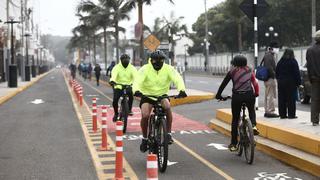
left=237, top=125, right=243, bottom=156
left=243, top=119, right=255, bottom=164
left=148, top=115, right=156, bottom=154
left=156, top=117, right=168, bottom=173
left=121, top=98, right=129, bottom=133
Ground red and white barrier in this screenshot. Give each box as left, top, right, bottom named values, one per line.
left=99, top=105, right=108, bottom=151
left=92, top=98, right=98, bottom=133
left=147, top=154, right=158, bottom=180
left=114, top=121, right=124, bottom=180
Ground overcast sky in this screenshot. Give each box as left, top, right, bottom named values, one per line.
left=30, top=0, right=225, bottom=37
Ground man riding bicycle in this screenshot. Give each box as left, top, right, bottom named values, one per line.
left=215, top=55, right=260, bottom=152
left=110, top=54, right=138, bottom=122
left=132, top=50, right=187, bottom=152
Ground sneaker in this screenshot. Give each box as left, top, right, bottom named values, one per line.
left=253, top=126, right=260, bottom=136
left=128, top=111, right=134, bottom=116
left=312, top=122, right=319, bottom=126
left=112, top=114, right=118, bottom=122
left=167, top=134, right=174, bottom=145
left=228, top=144, right=238, bottom=152
left=288, top=116, right=298, bottom=119
left=140, top=139, right=148, bottom=153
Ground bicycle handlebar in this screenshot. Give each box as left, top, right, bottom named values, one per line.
left=142, top=94, right=181, bottom=101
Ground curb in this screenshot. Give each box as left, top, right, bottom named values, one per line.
left=0, top=70, right=54, bottom=105
left=216, top=109, right=320, bottom=157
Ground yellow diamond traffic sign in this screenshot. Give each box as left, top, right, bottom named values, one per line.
left=144, top=34, right=160, bottom=52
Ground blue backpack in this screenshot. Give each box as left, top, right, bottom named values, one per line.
left=256, top=59, right=269, bottom=81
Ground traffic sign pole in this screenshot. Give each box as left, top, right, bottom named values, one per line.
left=253, top=0, right=258, bottom=69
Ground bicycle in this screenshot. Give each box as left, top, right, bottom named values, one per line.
left=113, top=83, right=132, bottom=133
left=220, top=96, right=255, bottom=164
left=142, top=94, right=178, bottom=173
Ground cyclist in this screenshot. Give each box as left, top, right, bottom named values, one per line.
left=133, top=50, right=187, bottom=152
left=109, top=54, right=138, bottom=122
left=215, top=55, right=260, bottom=152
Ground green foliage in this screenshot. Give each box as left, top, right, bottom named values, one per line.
left=189, top=0, right=320, bottom=55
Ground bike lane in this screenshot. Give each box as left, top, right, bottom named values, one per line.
left=77, top=76, right=316, bottom=180
left=0, top=70, right=97, bottom=180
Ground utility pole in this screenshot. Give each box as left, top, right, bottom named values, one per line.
left=20, top=0, right=26, bottom=81
left=204, top=0, right=209, bottom=72
left=312, top=0, right=316, bottom=43
left=253, top=0, right=258, bottom=68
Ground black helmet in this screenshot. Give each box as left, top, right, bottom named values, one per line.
left=150, top=50, right=166, bottom=60
left=120, top=54, right=130, bottom=61
left=232, top=55, right=247, bottom=67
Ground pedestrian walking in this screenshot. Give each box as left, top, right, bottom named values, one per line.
left=262, top=47, right=279, bottom=118
left=276, top=49, right=301, bottom=119
left=94, top=64, right=102, bottom=86
left=306, top=30, right=320, bottom=126
left=69, top=63, right=77, bottom=79
left=107, top=61, right=116, bottom=77
left=88, top=63, right=93, bottom=81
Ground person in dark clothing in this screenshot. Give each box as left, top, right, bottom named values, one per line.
left=88, top=63, right=93, bottom=81
left=94, top=64, right=102, bottom=86
left=69, top=63, right=77, bottom=79
left=216, top=55, right=260, bottom=152
left=276, top=49, right=301, bottom=119
left=306, top=30, right=320, bottom=126
left=106, top=61, right=116, bottom=77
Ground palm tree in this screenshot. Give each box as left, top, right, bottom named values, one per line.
left=104, top=0, right=135, bottom=62
left=134, top=0, right=174, bottom=63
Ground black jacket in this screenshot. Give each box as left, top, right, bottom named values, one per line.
left=306, top=43, right=320, bottom=82
left=276, top=58, right=301, bottom=86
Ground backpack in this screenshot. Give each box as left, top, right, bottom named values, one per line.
left=256, top=59, right=269, bottom=81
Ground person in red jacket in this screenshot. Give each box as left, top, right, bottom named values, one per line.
left=216, top=55, right=260, bottom=152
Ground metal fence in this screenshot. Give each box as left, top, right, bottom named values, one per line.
left=176, top=46, right=309, bottom=75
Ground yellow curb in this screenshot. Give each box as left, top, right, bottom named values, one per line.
left=208, top=119, right=320, bottom=177
left=0, top=70, right=54, bottom=105
left=215, top=109, right=320, bottom=157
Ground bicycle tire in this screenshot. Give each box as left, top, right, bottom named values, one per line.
left=156, top=117, right=168, bottom=173
left=148, top=115, right=157, bottom=154
left=243, top=119, right=255, bottom=164
left=121, top=98, right=129, bottom=133
left=237, top=124, right=243, bottom=156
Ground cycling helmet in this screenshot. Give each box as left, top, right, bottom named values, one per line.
left=120, top=54, right=130, bottom=61
left=120, top=54, right=130, bottom=68
left=150, top=50, right=166, bottom=71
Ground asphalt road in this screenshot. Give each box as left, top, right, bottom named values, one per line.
left=77, top=72, right=316, bottom=180
left=0, top=70, right=97, bottom=180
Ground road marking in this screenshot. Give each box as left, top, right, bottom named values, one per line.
left=207, top=143, right=228, bottom=150
left=81, top=80, right=113, bottom=101
left=199, top=81, right=209, bottom=84
left=167, top=160, right=178, bottom=166
left=174, top=139, right=234, bottom=180
left=31, top=99, right=45, bottom=104
left=254, top=172, right=302, bottom=180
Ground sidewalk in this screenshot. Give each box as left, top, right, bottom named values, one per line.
left=209, top=107, right=320, bottom=177
left=0, top=73, right=49, bottom=105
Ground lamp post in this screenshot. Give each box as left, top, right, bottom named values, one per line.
left=24, top=33, right=31, bottom=81
left=5, top=18, right=20, bottom=88
left=204, top=0, right=209, bottom=72
left=265, top=26, right=278, bottom=47
left=184, top=44, right=189, bottom=71
left=39, top=46, right=43, bottom=74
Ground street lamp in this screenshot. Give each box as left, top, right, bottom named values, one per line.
left=265, top=26, right=279, bottom=47
left=204, top=0, right=209, bottom=72
left=39, top=46, right=44, bottom=74
left=24, top=33, right=31, bottom=81
left=5, top=18, right=20, bottom=88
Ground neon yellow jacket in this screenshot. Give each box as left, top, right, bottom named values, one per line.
left=110, top=62, right=138, bottom=89
left=133, top=62, right=186, bottom=96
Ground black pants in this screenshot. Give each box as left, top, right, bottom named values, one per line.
left=95, top=74, right=100, bottom=85
left=278, top=80, right=297, bottom=118
left=113, top=88, right=133, bottom=115
left=311, top=80, right=320, bottom=123
left=231, top=92, right=256, bottom=145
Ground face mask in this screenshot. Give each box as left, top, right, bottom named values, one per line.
left=151, top=59, right=164, bottom=71
left=121, top=60, right=129, bottom=68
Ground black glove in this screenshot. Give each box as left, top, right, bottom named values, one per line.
left=215, top=94, right=223, bottom=100
left=177, top=91, right=187, bottom=98
left=109, top=81, right=116, bottom=87
left=134, top=91, right=143, bottom=97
